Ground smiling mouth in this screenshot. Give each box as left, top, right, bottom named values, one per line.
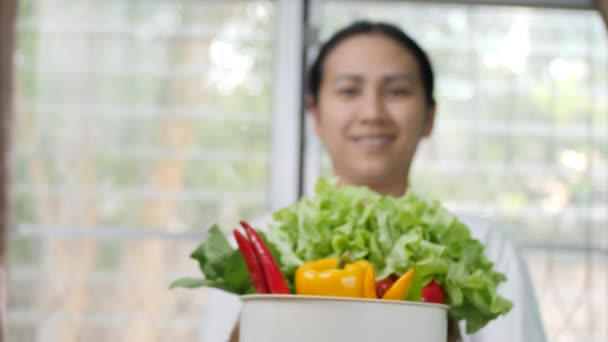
left=352, top=136, right=395, bottom=147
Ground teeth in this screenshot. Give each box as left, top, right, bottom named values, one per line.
left=355, top=137, right=391, bottom=146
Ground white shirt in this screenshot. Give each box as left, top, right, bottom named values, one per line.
left=199, top=214, right=547, bottom=342
left=457, top=215, right=547, bottom=342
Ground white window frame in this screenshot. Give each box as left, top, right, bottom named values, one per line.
left=268, top=0, right=307, bottom=211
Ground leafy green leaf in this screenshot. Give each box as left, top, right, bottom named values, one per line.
left=190, top=225, right=233, bottom=279
left=224, top=250, right=251, bottom=293
left=172, top=225, right=254, bottom=295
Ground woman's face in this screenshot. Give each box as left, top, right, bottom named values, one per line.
left=309, top=33, right=435, bottom=194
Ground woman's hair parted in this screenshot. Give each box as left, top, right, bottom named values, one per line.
left=307, top=21, right=436, bottom=106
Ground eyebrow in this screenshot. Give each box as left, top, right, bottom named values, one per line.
left=383, top=74, right=414, bottom=83
left=332, top=73, right=414, bottom=84
left=332, top=74, right=363, bottom=84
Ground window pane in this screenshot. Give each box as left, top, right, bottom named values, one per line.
left=315, top=2, right=607, bottom=341
left=10, top=0, right=276, bottom=340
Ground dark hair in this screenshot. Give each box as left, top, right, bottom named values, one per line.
left=308, top=21, right=435, bottom=106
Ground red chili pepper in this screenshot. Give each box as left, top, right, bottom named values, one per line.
left=240, top=220, right=290, bottom=294
left=233, top=230, right=269, bottom=294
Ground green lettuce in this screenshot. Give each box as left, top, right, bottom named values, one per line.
left=267, top=178, right=513, bottom=333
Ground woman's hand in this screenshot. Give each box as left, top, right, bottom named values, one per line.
left=447, top=318, right=462, bottom=342
left=229, top=319, right=240, bottom=342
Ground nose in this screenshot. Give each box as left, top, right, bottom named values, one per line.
left=358, top=88, right=388, bottom=124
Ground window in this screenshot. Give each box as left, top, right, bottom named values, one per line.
left=10, top=1, right=276, bottom=340
left=8, top=1, right=607, bottom=341
left=307, top=2, right=607, bottom=341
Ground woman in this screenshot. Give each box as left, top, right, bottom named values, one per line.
left=202, top=21, right=546, bottom=342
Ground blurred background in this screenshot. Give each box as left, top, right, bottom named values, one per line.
left=6, top=0, right=607, bottom=341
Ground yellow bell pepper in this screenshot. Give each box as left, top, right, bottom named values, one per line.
left=295, top=258, right=377, bottom=299
left=382, top=269, right=415, bottom=300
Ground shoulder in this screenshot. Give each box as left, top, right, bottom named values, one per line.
left=457, top=215, right=517, bottom=266
left=458, top=215, right=509, bottom=243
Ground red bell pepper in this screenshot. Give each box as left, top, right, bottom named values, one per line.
left=376, top=275, right=398, bottom=298
left=233, top=230, right=269, bottom=294
left=240, top=220, right=290, bottom=294
left=421, top=280, right=445, bottom=304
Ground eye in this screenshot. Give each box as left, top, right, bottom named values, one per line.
left=337, top=87, right=360, bottom=97
left=386, top=87, right=411, bottom=97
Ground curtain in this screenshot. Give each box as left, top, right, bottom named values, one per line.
left=0, top=0, right=17, bottom=340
